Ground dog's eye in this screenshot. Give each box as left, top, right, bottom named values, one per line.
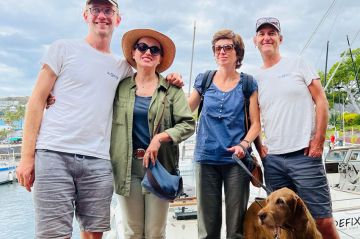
left=276, top=198, right=285, bottom=204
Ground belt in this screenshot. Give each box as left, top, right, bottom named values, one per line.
left=276, top=148, right=305, bottom=158
left=133, top=148, right=146, bottom=159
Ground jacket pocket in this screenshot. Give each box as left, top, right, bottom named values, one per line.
left=113, top=100, right=127, bottom=125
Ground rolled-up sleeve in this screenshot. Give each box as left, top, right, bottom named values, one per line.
left=165, top=88, right=195, bottom=144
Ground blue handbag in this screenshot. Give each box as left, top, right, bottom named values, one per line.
left=141, top=91, right=183, bottom=201
left=141, top=160, right=183, bottom=201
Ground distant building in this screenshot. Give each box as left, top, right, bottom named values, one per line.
left=0, top=100, right=19, bottom=111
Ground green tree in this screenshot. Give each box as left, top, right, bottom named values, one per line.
left=2, top=105, right=25, bottom=126
left=322, top=48, right=360, bottom=90
left=320, top=48, right=360, bottom=113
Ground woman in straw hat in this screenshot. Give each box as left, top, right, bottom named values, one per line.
left=188, top=29, right=261, bottom=238
left=110, top=29, right=195, bottom=239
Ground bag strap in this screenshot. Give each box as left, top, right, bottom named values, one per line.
left=241, top=72, right=254, bottom=133
left=197, top=70, right=216, bottom=118
left=152, top=90, right=168, bottom=136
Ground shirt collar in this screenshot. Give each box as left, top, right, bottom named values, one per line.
left=130, top=72, right=169, bottom=91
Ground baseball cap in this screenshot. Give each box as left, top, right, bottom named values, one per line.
left=86, top=0, right=118, bottom=8
left=256, top=17, right=281, bottom=32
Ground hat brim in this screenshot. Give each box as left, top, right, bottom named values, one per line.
left=256, top=23, right=280, bottom=32
left=86, top=0, right=118, bottom=8
left=122, top=29, right=176, bottom=73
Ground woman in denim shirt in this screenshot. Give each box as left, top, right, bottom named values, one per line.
left=111, top=29, right=195, bottom=239
left=188, top=29, right=261, bottom=238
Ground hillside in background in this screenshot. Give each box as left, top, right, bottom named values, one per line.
left=0, top=97, right=29, bottom=105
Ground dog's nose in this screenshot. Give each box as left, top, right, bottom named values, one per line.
left=258, top=212, right=267, bottom=222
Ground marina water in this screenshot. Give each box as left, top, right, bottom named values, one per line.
left=0, top=182, right=81, bottom=239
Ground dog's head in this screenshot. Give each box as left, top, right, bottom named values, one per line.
left=258, top=187, right=306, bottom=229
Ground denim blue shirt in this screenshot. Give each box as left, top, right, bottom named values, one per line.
left=193, top=72, right=258, bottom=164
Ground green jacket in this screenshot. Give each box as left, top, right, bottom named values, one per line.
left=110, top=74, right=195, bottom=196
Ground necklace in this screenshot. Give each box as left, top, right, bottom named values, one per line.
left=135, top=76, right=158, bottom=96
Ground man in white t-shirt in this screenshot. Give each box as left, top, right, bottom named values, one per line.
left=15, top=1, right=182, bottom=239
left=253, top=17, right=339, bottom=239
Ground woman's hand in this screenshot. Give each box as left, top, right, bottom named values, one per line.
left=227, top=145, right=246, bottom=159
left=143, top=136, right=162, bottom=168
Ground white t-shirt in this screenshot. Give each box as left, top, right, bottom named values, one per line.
left=254, top=57, right=319, bottom=154
left=36, top=39, right=132, bottom=159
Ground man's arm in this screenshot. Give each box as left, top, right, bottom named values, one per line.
left=16, top=64, right=57, bottom=192
left=306, top=79, right=329, bottom=157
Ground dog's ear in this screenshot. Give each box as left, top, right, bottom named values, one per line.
left=286, top=194, right=298, bottom=215
left=293, top=196, right=308, bottom=224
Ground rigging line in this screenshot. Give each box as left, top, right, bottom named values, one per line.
left=299, top=0, right=337, bottom=55
left=352, top=28, right=360, bottom=44
left=314, top=2, right=342, bottom=68
left=337, top=228, right=356, bottom=239
left=324, top=28, right=360, bottom=91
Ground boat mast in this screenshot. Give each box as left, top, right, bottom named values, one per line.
left=324, top=41, right=329, bottom=86
left=346, top=35, right=360, bottom=91
left=188, top=21, right=196, bottom=95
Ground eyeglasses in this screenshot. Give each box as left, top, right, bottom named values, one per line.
left=212, top=44, right=235, bottom=54
left=88, top=7, right=116, bottom=17
left=134, top=42, right=162, bottom=56
left=256, top=17, right=281, bottom=31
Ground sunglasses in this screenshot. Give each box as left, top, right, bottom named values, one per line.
left=256, top=17, right=281, bottom=31
left=134, top=42, right=162, bottom=56
left=212, top=44, right=235, bottom=54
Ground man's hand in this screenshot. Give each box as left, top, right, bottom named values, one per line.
left=16, top=157, right=35, bottom=192
left=304, top=138, right=324, bottom=158
left=45, top=93, right=55, bottom=109
left=258, top=145, right=268, bottom=159
left=166, top=73, right=184, bottom=88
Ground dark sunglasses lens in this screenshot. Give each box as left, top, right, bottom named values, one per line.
left=149, top=46, right=161, bottom=55
left=136, top=43, right=148, bottom=52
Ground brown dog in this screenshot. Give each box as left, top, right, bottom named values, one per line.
left=244, top=188, right=322, bottom=239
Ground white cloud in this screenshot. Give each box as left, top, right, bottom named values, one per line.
left=0, top=0, right=359, bottom=96
left=0, top=63, right=24, bottom=78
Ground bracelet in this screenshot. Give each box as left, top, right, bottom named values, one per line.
left=243, top=139, right=250, bottom=145
left=239, top=139, right=251, bottom=148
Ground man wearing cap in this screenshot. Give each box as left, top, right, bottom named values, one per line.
left=253, top=17, right=339, bottom=238
left=16, top=0, right=181, bottom=238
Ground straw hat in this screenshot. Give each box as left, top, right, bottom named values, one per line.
left=122, top=29, right=176, bottom=73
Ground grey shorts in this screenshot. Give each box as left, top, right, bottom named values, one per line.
left=34, top=149, right=114, bottom=239
left=263, top=149, right=332, bottom=219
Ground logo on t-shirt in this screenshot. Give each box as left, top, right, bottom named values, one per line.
left=278, top=73, right=291, bottom=78
left=107, top=71, right=119, bottom=81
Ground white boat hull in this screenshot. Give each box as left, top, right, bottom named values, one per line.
left=0, top=166, right=16, bottom=184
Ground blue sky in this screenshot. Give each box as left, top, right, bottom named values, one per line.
left=0, top=0, right=359, bottom=96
